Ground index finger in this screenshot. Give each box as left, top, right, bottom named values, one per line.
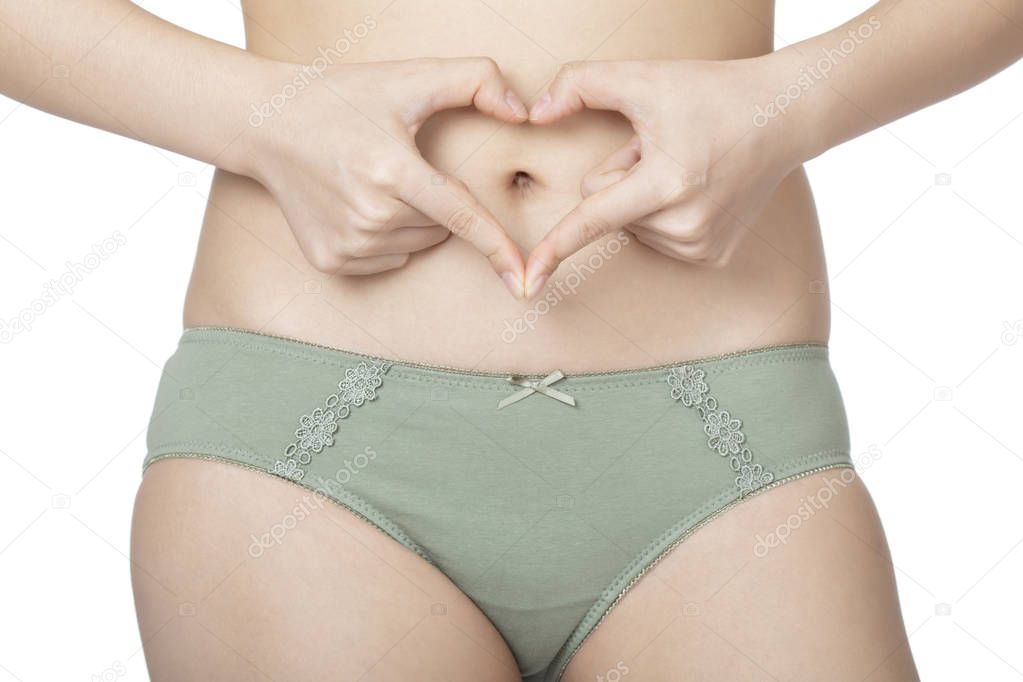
left=401, top=161, right=526, bottom=298
left=524, top=169, right=659, bottom=298
left=530, top=60, right=644, bottom=124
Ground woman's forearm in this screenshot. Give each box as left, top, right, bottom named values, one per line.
left=0, top=1, right=533, bottom=290
left=0, top=0, right=283, bottom=175
left=769, top=0, right=1023, bottom=162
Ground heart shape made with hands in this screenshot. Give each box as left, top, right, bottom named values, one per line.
left=386, top=59, right=647, bottom=301
left=495, top=71, right=647, bottom=301
left=446, top=74, right=643, bottom=301
left=411, top=59, right=760, bottom=300
left=288, top=58, right=759, bottom=299
left=480, top=63, right=699, bottom=300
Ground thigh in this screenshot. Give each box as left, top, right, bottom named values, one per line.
left=130, top=458, right=519, bottom=682
left=563, top=470, right=919, bottom=682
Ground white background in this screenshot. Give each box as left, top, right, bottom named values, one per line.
left=1, top=1, right=1021, bottom=680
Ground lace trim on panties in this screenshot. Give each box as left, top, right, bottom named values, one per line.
left=271, top=360, right=391, bottom=481
left=666, top=365, right=774, bottom=496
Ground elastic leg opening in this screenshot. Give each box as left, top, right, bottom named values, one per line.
left=545, top=460, right=855, bottom=682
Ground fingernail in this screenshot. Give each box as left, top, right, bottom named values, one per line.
left=525, top=273, right=548, bottom=299
left=530, top=92, right=551, bottom=121
left=504, top=90, right=527, bottom=119
left=501, top=271, right=524, bottom=299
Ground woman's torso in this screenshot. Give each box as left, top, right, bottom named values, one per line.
left=184, top=0, right=829, bottom=373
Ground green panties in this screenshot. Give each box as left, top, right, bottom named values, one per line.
left=144, top=327, right=853, bottom=681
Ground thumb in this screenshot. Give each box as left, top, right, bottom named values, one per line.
left=414, top=57, right=528, bottom=125
left=581, top=136, right=642, bottom=197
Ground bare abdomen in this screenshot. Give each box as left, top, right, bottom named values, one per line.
left=184, top=0, right=828, bottom=372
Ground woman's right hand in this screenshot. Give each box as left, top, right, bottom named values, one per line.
left=243, top=58, right=529, bottom=297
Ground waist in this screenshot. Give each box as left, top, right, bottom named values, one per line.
left=185, top=154, right=829, bottom=374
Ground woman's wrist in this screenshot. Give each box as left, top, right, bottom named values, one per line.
left=213, top=57, right=302, bottom=181
left=742, top=48, right=833, bottom=170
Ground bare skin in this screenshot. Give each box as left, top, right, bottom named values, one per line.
left=188, top=0, right=828, bottom=371
left=131, top=459, right=522, bottom=682
left=2, top=0, right=1020, bottom=679
left=561, top=470, right=917, bottom=682
left=132, top=462, right=914, bottom=681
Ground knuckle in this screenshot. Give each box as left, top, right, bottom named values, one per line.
left=684, top=234, right=730, bottom=265
left=335, top=260, right=363, bottom=275
left=325, top=229, right=360, bottom=259
left=445, top=205, right=481, bottom=241
left=558, top=61, right=586, bottom=83
left=471, top=56, right=500, bottom=76
left=307, top=246, right=340, bottom=273
left=444, top=174, right=469, bottom=192
left=707, top=253, right=730, bottom=269
left=675, top=205, right=716, bottom=240
left=694, top=223, right=714, bottom=242
left=692, top=206, right=718, bottom=231
left=687, top=242, right=715, bottom=261
left=579, top=172, right=603, bottom=197
left=366, top=158, right=402, bottom=190
left=350, top=198, right=394, bottom=228
left=668, top=220, right=703, bottom=241
left=332, top=240, right=356, bottom=261
left=345, top=215, right=375, bottom=235
left=575, top=212, right=611, bottom=245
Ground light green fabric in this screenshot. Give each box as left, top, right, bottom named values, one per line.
left=145, top=327, right=852, bottom=681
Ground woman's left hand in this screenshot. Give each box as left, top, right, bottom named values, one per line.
left=524, top=56, right=808, bottom=297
